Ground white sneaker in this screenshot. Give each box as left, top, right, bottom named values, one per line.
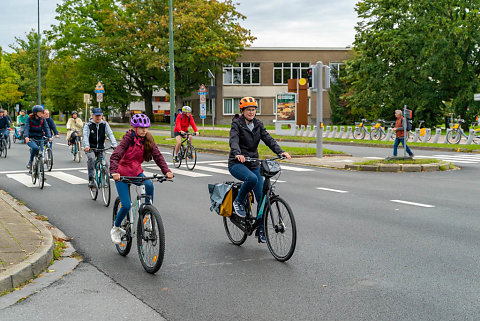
left=110, top=226, right=125, bottom=244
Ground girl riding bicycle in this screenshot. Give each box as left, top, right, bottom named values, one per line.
left=228, top=97, right=291, bottom=243
left=24, top=105, right=52, bottom=173
left=109, top=114, right=173, bottom=244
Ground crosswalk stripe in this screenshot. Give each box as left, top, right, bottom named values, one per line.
left=209, top=163, right=228, bottom=168
left=193, top=165, right=231, bottom=175
left=390, top=200, right=435, bottom=208
left=46, top=172, right=88, bottom=184
left=276, top=164, right=314, bottom=172
left=7, top=174, right=51, bottom=188
left=171, top=168, right=211, bottom=177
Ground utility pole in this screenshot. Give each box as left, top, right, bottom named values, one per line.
left=312, top=62, right=330, bottom=158
left=168, top=0, right=176, bottom=137
left=37, top=0, right=41, bottom=105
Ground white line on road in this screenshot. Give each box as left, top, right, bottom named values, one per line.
left=276, top=164, right=314, bottom=172
left=55, top=142, right=69, bottom=146
left=365, top=157, right=383, bottom=159
left=171, top=168, right=212, bottom=177
left=7, top=174, right=51, bottom=188
left=193, top=165, right=231, bottom=175
left=209, top=163, right=228, bottom=167
left=0, top=167, right=87, bottom=174
left=316, top=187, right=349, bottom=193
left=46, top=172, right=89, bottom=184
left=390, top=200, right=435, bottom=208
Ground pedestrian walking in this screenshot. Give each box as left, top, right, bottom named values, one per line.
left=392, top=109, right=414, bottom=157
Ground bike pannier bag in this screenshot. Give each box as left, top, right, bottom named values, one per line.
left=208, top=183, right=234, bottom=217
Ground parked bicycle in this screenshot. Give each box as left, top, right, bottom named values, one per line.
left=70, top=130, right=82, bottom=163
left=172, top=132, right=197, bottom=170
left=446, top=119, right=467, bottom=144
left=112, top=174, right=172, bottom=274
left=0, top=132, right=7, bottom=158
left=370, top=119, right=396, bottom=140
left=30, top=138, right=46, bottom=189
left=469, top=121, right=480, bottom=144
left=89, top=147, right=113, bottom=207
left=353, top=119, right=370, bottom=139
left=223, top=156, right=297, bottom=262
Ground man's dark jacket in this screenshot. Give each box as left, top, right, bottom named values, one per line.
left=228, top=116, right=283, bottom=169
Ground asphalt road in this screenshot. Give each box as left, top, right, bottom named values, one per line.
left=0, top=137, right=479, bottom=321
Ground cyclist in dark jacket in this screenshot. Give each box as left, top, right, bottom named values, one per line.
left=44, top=109, right=59, bottom=148
left=228, top=97, right=291, bottom=243
left=0, top=109, right=10, bottom=149
left=24, top=105, right=52, bottom=172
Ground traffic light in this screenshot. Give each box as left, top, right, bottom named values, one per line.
left=307, top=67, right=314, bottom=88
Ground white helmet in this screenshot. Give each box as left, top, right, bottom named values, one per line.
left=182, top=106, right=192, bottom=113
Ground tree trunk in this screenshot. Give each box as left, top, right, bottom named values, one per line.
left=142, top=89, right=154, bottom=120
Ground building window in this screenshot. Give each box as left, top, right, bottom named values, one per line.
left=223, top=98, right=261, bottom=115
left=273, top=62, right=310, bottom=85
left=329, top=62, right=345, bottom=83
left=223, top=63, right=260, bottom=85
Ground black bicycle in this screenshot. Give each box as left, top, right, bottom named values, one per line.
left=223, top=156, right=297, bottom=262
left=112, top=174, right=172, bottom=274
left=30, top=138, right=47, bottom=189
left=172, top=132, right=197, bottom=170
left=0, top=131, right=7, bottom=158
left=42, top=139, right=54, bottom=172
left=70, top=130, right=82, bottom=163
left=89, top=147, right=113, bottom=207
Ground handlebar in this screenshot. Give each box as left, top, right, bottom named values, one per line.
left=89, top=146, right=115, bottom=152
left=110, top=173, right=173, bottom=184
left=244, top=156, right=286, bottom=163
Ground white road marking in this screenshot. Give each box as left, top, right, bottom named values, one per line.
left=209, top=163, right=228, bottom=167
left=0, top=167, right=86, bottom=174
left=6, top=174, right=51, bottom=187
left=46, top=172, right=88, bottom=184
left=365, top=156, right=383, bottom=159
left=316, top=187, right=349, bottom=193
left=277, top=164, right=314, bottom=172
left=55, top=142, right=69, bottom=146
left=171, top=168, right=211, bottom=177
left=390, top=200, right=435, bottom=208
left=79, top=170, right=89, bottom=174
left=193, top=165, right=231, bottom=175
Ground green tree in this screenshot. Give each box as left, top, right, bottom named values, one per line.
left=51, top=0, right=254, bottom=119
left=0, top=50, right=23, bottom=110
left=346, top=0, right=480, bottom=127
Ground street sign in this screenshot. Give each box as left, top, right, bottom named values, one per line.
left=95, top=81, right=105, bottom=93
left=474, top=93, right=480, bottom=101
left=96, top=93, right=103, bottom=102
left=84, top=93, right=91, bottom=103
left=198, top=84, right=207, bottom=95
left=200, top=94, right=207, bottom=104
left=200, top=103, right=206, bottom=119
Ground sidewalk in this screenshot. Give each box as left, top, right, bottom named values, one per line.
left=0, top=190, right=53, bottom=292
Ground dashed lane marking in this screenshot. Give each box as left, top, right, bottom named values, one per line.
left=390, top=200, right=435, bottom=208
left=316, top=187, right=349, bottom=193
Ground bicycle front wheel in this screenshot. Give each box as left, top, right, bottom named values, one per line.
left=137, top=205, right=165, bottom=274
left=353, top=128, right=365, bottom=139
left=101, top=167, right=111, bottom=207
left=264, top=196, right=296, bottom=262
left=31, top=158, right=38, bottom=185
left=1, top=138, right=7, bottom=158
left=370, top=129, right=380, bottom=140
left=113, top=197, right=132, bottom=256
left=38, top=158, right=45, bottom=189
left=76, top=140, right=82, bottom=163
left=185, top=145, right=197, bottom=170
left=446, top=130, right=461, bottom=144
left=7, top=136, right=11, bottom=149
left=90, top=174, right=98, bottom=200
left=46, top=148, right=53, bottom=171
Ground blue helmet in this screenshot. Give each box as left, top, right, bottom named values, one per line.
left=92, top=108, right=103, bottom=116
left=72, top=110, right=78, bottom=115
left=32, top=105, right=44, bottom=113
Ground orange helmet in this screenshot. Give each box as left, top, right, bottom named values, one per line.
left=239, top=97, right=258, bottom=110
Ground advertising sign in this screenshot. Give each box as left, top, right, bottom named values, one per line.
left=275, top=93, right=297, bottom=122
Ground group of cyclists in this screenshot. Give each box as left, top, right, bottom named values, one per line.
left=6, top=96, right=289, bottom=245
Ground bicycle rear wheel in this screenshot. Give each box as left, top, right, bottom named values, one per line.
left=264, top=196, right=296, bottom=262
left=172, top=146, right=182, bottom=168
left=101, top=167, right=111, bottom=207
left=370, top=129, right=380, bottom=140
left=446, top=130, right=461, bottom=144
left=1, top=138, right=7, bottom=158
left=353, top=128, right=365, bottom=139
left=185, top=145, right=197, bottom=170
left=46, top=148, right=53, bottom=171
left=137, top=205, right=165, bottom=274
left=113, top=197, right=132, bottom=256
left=31, top=158, right=38, bottom=185
left=38, top=158, right=45, bottom=189
left=7, top=135, right=11, bottom=149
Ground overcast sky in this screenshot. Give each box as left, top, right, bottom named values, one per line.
left=0, top=0, right=359, bottom=52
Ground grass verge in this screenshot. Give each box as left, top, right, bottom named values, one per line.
left=354, top=158, right=441, bottom=165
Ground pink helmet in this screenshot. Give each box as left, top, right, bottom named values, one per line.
left=131, top=113, right=151, bottom=128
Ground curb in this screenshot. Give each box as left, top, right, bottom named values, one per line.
left=0, top=190, right=54, bottom=292
left=345, top=162, right=451, bottom=172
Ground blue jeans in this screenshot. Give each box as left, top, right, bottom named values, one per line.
left=114, top=173, right=154, bottom=227
left=393, top=137, right=413, bottom=156
left=229, top=163, right=263, bottom=208
left=27, top=140, right=43, bottom=163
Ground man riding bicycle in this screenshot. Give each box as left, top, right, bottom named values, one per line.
left=44, top=109, right=60, bottom=148
left=23, top=105, right=52, bottom=173
left=173, top=106, right=199, bottom=162
left=228, top=97, right=291, bottom=243
left=83, top=108, right=117, bottom=188
left=0, top=109, right=10, bottom=149
left=66, top=110, right=83, bottom=145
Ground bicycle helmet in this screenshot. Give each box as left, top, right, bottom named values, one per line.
left=92, top=107, right=103, bottom=115
left=130, top=113, right=151, bottom=128
left=72, top=110, right=78, bottom=115
left=182, top=106, right=192, bottom=113
left=239, top=97, right=258, bottom=110
left=0, top=109, right=3, bottom=114
left=32, top=105, right=44, bottom=113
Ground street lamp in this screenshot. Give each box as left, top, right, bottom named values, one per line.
left=168, top=0, right=176, bottom=137
left=37, top=0, right=41, bottom=105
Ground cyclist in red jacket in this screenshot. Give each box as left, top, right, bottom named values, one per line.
left=173, top=106, right=199, bottom=162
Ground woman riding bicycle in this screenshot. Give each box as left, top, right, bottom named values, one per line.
left=66, top=110, right=83, bottom=145
left=109, top=113, right=173, bottom=244
left=23, top=105, right=52, bottom=173
left=228, top=97, right=291, bottom=243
